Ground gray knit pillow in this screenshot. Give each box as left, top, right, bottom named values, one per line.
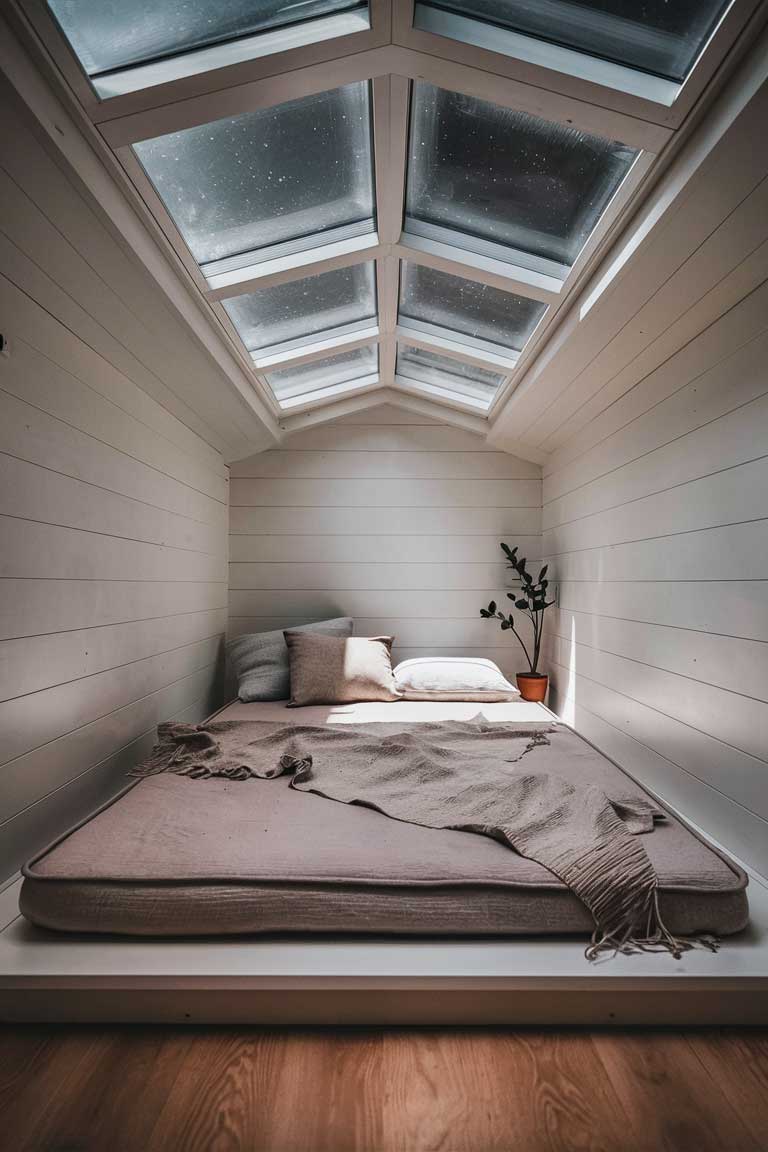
left=227, top=617, right=353, bottom=702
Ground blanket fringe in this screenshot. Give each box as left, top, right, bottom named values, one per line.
left=585, top=887, right=720, bottom=961
left=561, top=818, right=721, bottom=962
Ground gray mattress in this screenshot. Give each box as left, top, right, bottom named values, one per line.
left=20, top=708, right=749, bottom=938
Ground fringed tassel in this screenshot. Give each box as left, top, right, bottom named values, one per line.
left=558, top=823, right=721, bottom=962
left=585, top=886, right=720, bottom=962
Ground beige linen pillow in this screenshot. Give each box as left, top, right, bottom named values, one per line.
left=284, top=631, right=402, bottom=706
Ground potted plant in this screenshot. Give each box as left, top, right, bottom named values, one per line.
left=480, top=543, right=555, bottom=702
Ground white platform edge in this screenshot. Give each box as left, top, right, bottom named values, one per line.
left=1, top=873, right=766, bottom=987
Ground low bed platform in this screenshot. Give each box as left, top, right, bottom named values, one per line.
left=18, top=701, right=748, bottom=940
left=3, top=702, right=767, bottom=1026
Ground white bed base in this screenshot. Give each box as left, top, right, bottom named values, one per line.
left=2, top=702, right=767, bottom=1026
left=1, top=869, right=767, bottom=1025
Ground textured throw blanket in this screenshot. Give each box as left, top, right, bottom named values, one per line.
left=133, top=718, right=718, bottom=960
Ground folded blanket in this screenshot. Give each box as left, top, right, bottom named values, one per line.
left=133, top=718, right=718, bottom=960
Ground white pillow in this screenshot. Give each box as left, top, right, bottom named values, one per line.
left=393, top=657, right=520, bottom=701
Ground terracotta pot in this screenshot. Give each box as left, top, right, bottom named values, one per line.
left=516, top=673, right=549, bottom=702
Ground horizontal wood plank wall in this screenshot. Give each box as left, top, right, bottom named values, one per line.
left=229, top=405, right=541, bottom=676
left=541, top=274, right=768, bottom=879
left=0, top=122, right=231, bottom=878
left=0, top=78, right=274, bottom=462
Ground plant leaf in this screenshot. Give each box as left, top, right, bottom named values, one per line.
left=488, top=600, right=497, bottom=614
left=515, top=599, right=528, bottom=610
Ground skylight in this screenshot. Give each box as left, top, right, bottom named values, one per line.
left=133, top=82, right=375, bottom=271
left=268, top=345, right=379, bottom=409
left=48, top=0, right=371, bottom=97
left=413, top=0, right=733, bottom=102
left=396, top=344, right=504, bottom=410
left=28, top=0, right=752, bottom=426
left=223, top=262, right=378, bottom=363
left=405, top=83, right=638, bottom=278
left=398, top=261, right=546, bottom=361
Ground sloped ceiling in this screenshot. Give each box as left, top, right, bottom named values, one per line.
left=3, top=0, right=767, bottom=463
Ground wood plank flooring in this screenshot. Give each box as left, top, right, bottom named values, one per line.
left=0, top=1028, right=766, bottom=1151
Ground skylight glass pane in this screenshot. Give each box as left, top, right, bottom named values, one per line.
left=223, top=263, right=377, bottom=352
left=397, top=344, right=504, bottom=406
left=416, top=0, right=728, bottom=83
left=399, top=262, right=546, bottom=352
left=49, top=0, right=367, bottom=83
left=406, top=83, right=637, bottom=267
left=267, top=345, right=378, bottom=402
left=134, top=83, right=374, bottom=266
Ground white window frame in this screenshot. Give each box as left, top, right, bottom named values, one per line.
left=255, top=328, right=381, bottom=370
left=393, top=332, right=517, bottom=412
left=89, top=10, right=373, bottom=100
left=398, top=230, right=566, bottom=300
left=394, top=372, right=493, bottom=411
left=393, top=238, right=560, bottom=302
left=411, top=4, right=681, bottom=105
left=278, top=384, right=489, bottom=432
left=12, top=0, right=762, bottom=427
left=396, top=346, right=501, bottom=402
left=396, top=324, right=519, bottom=372
left=275, top=372, right=382, bottom=410
left=391, top=0, right=765, bottom=129
left=204, top=232, right=380, bottom=296
left=15, top=0, right=392, bottom=123
left=263, top=339, right=381, bottom=410
left=107, top=53, right=657, bottom=416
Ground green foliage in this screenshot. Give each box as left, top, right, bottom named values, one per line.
left=479, top=543, right=556, bottom=674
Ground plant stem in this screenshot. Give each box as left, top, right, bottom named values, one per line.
left=500, top=613, right=533, bottom=672
left=527, top=600, right=539, bottom=675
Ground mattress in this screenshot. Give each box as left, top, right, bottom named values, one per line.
left=20, top=701, right=749, bottom=938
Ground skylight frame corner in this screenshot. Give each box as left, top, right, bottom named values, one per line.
left=19, top=0, right=393, bottom=126
left=254, top=329, right=383, bottom=372
left=391, top=0, right=766, bottom=131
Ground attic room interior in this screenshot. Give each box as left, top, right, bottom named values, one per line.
left=1, top=0, right=767, bottom=1147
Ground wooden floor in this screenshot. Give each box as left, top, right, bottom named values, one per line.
left=0, top=1028, right=766, bottom=1151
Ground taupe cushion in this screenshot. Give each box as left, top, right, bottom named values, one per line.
left=228, top=617, right=353, bottom=702
left=284, top=632, right=402, bottom=706
left=394, top=656, right=520, bottom=702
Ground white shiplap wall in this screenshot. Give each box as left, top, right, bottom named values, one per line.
left=0, top=98, right=229, bottom=880
left=229, top=405, right=541, bottom=675
left=0, top=273, right=229, bottom=879
left=542, top=277, right=768, bottom=878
